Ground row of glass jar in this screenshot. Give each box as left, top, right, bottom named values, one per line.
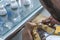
left=0, top=0, right=33, bottom=35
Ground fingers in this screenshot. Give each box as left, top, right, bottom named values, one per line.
left=49, top=16, right=60, bottom=24
left=25, top=22, right=37, bottom=31
left=22, top=28, right=33, bottom=40
left=27, top=22, right=37, bottom=27
left=27, top=30, right=33, bottom=40
left=42, top=16, right=60, bottom=24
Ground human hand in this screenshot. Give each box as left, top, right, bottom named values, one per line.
left=22, top=22, right=36, bottom=40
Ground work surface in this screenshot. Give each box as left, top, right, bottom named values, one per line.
left=22, top=9, right=60, bottom=40
left=32, top=9, right=60, bottom=40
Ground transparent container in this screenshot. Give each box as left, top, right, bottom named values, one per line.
left=0, top=4, right=13, bottom=35
left=10, top=0, right=21, bottom=23
left=3, top=0, right=21, bottom=25
left=0, top=4, right=7, bottom=35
